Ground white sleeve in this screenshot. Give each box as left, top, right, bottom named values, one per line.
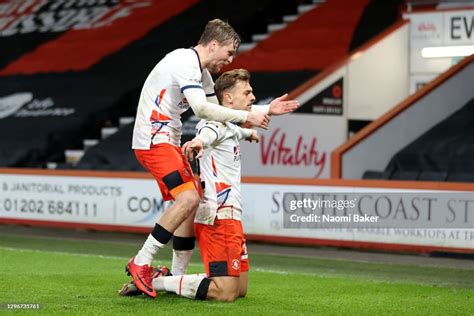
left=184, top=88, right=248, bottom=123
left=235, top=127, right=253, bottom=141
left=195, top=121, right=222, bottom=147
left=206, top=95, right=219, bottom=104
left=251, top=104, right=270, bottom=114
left=173, top=54, right=204, bottom=91
left=173, top=54, right=247, bottom=122
left=202, top=69, right=216, bottom=99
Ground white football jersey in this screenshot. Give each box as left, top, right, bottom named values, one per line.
left=194, top=120, right=252, bottom=225
left=132, top=48, right=215, bottom=149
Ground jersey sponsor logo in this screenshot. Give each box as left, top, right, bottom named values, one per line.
left=0, top=92, right=75, bottom=119
left=177, top=97, right=189, bottom=110
left=150, top=110, right=171, bottom=134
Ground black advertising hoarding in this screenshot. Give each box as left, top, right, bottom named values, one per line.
left=0, top=73, right=124, bottom=167
left=297, top=78, right=344, bottom=115
left=1, top=0, right=312, bottom=169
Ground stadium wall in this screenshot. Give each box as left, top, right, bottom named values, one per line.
left=291, top=20, right=409, bottom=121
left=332, top=55, right=474, bottom=179
left=346, top=23, right=409, bottom=120
left=0, top=169, right=473, bottom=254
left=240, top=21, right=410, bottom=179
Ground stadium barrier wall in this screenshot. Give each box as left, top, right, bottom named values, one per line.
left=289, top=20, right=409, bottom=121
left=331, top=55, right=474, bottom=179
left=0, top=169, right=473, bottom=254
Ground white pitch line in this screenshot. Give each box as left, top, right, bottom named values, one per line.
left=253, top=268, right=332, bottom=278
left=0, top=246, right=128, bottom=260
left=0, top=246, right=203, bottom=269
left=0, top=246, right=311, bottom=276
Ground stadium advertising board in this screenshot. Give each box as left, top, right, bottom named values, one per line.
left=0, top=173, right=164, bottom=228
left=295, top=78, right=344, bottom=115
left=1, top=172, right=472, bottom=252
left=407, top=10, right=474, bottom=75
left=240, top=114, right=346, bottom=179
left=242, top=183, right=473, bottom=251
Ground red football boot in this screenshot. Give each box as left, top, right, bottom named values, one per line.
left=119, top=265, right=170, bottom=297
left=125, top=257, right=156, bottom=298
left=151, top=265, right=172, bottom=279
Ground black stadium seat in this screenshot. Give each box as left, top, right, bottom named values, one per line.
left=390, top=170, right=419, bottom=180
left=362, top=170, right=392, bottom=179
left=380, top=99, right=474, bottom=183
left=418, top=171, right=448, bottom=181
left=447, top=173, right=474, bottom=183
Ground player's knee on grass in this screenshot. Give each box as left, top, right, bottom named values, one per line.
left=239, top=285, right=247, bottom=297
left=238, top=272, right=248, bottom=297
left=213, top=286, right=239, bottom=302
left=209, top=277, right=240, bottom=302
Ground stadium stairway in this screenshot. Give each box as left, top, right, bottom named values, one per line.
left=239, top=1, right=325, bottom=53
left=229, top=0, right=395, bottom=72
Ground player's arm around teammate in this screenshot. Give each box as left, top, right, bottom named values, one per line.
left=128, top=18, right=299, bottom=298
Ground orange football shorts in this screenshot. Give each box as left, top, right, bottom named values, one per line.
left=195, top=219, right=249, bottom=277
left=135, top=143, right=199, bottom=201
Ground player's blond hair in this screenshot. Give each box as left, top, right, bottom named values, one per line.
left=214, top=68, right=250, bottom=104
left=198, top=19, right=241, bottom=50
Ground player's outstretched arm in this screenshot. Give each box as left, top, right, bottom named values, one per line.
left=268, top=93, right=299, bottom=115
left=250, top=93, right=298, bottom=118
left=184, top=89, right=269, bottom=129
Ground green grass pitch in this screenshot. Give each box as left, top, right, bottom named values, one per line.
left=0, top=233, right=473, bottom=315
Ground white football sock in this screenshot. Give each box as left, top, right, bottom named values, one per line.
left=152, top=275, right=207, bottom=299
left=134, top=235, right=165, bottom=266
left=171, top=249, right=194, bottom=275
